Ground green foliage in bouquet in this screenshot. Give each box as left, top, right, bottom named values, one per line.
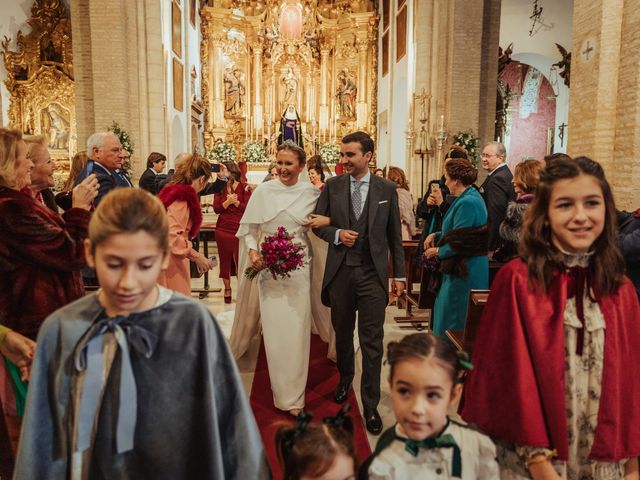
left=207, top=141, right=237, bottom=163
left=452, top=130, right=480, bottom=166
left=242, top=141, right=268, bottom=164
left=319, top=143, right=340, bottom=164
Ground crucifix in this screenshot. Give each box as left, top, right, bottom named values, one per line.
left=582, top=41, right=594, bottom=60
left=413, top=88, right=431, bottom=197
left=529, top=0, right=544, bottom=36
left=558, top=123, right=567, bottom=147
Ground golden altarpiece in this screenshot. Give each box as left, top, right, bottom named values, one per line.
left=201, top=0, right=378, bottom=157
left=2, top=0, right=75, bottom=173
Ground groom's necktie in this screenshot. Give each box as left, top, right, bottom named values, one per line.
left=351, top=179, right=363, bottom=219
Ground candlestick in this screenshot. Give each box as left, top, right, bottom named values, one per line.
left=439, top=114, right=444, bottom=131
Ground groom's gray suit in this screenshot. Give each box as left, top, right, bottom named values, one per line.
left=313, top=172, right=405, bottom=412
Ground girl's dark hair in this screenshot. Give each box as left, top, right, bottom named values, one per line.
left=520, top=155, right=624, bottom=295
left=387, top=333, right=467, bottom=384
left=445, top=158, right=478, bottom=186
left=222, top=160, right=242, bottom=183
left=275, top=410, right=357, bottom=480
left=146, top=152, right=166, bottom=169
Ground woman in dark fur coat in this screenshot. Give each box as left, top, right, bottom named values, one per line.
left=493, top=159, right=544, bottom=262
left=157, top=154, right=216, bottom=296
left=0, top=129, right=98, bottom=340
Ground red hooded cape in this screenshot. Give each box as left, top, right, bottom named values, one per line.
left=157, top=183, right=202, bottom=238
left=461, top=258, right=640, bottom=461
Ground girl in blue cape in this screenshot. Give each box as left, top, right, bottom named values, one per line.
left=14, top=188, right=269, bottom=479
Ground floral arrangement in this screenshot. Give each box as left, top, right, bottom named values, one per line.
left=242, top=141, right=268, bottom=164
left=319, top=142, right=340, bottom=164
left=207, top=141, right=237, bottom=163
left=244, top=226, right=306, bottom=280
left=108, top=121, right=134, bottom=173
left=452, top=130, right=480, bottom=166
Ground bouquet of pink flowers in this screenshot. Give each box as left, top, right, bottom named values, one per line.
left=244, top=226, right=306, bottom=280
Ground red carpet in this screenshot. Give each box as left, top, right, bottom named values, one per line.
left=249, top=334, right=372, bottom=477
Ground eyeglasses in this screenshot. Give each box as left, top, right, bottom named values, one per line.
left=481, top=153, right=498, bottom=159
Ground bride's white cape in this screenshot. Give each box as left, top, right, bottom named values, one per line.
left=229, top=178, right=336, bottom=361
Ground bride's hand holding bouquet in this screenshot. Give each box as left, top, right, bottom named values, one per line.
left=245, top=226, right=306, bottom=280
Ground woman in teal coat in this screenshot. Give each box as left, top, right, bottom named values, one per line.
left=424, top=158, right=489, bottom=336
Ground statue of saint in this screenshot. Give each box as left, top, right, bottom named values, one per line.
left=47, top=107, right=69, bottom=150
left=224, top=68, right=245, bottom=117
left=336, top=69, right=357, bottom=118
left=281, top=68, right=298, bottom=108
left=278, top=104, right=303, bottom=148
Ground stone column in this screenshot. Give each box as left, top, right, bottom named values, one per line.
left=356, top=38, right=369, bottom=129
left=253, top=45, right=263, bottom=136
left=319, top=48, right=330, bottom=135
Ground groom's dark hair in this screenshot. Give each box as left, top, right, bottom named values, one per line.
left=342, top=131, right=374, bottom=155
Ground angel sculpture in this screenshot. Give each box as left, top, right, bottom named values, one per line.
left=553, top=43, right=571, bottom=87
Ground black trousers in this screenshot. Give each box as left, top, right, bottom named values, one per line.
left=328, top=262, right=386, bottom=413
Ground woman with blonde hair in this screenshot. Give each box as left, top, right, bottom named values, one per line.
left=493, top=158, right=545, bottom=262
left=157, top=153, right=215, bottom=295
left=387, top=166, right=416, bottom=240
left=23, top=135, right=58, bottom=212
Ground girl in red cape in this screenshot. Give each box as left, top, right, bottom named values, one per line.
left=462, top=156, right=640, bottom=479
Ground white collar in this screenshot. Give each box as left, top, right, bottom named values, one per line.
left=488, top=163, right=508, bottom=176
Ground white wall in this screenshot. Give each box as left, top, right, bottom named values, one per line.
left=500, top=0, right=573, bottom=153
left=377, top=0, right=414, bottom=171
left=161, top=0, right=201, bottom=168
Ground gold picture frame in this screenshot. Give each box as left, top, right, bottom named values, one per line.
left=172, top=2, right=182, bottom=58
left=173, top=58, right=184, bottom=111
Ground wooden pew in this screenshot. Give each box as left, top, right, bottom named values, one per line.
left=394, top=239, right=431, bottom=331
left=445, top=289, right=489, bottom=354
left=192, top=223, right=221, bottom=299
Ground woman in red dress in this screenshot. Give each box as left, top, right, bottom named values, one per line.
left=214, top=161, right=251, bottom=303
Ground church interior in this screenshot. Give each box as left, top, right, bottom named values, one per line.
left=2, top=0, right=640, bottom=477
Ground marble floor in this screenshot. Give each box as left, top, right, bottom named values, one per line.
left=191, top=250, right=452, bottom=449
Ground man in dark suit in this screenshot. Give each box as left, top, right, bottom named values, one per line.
left=313, top=131, right=405, bottom=435
left=74, top=131, right=130, bottom=206
left=479, top=141, right=516, bottom=256
left=139, top=152, right=167, bottom=194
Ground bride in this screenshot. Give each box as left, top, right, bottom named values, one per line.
left=229, top=141, right=334, bottom=416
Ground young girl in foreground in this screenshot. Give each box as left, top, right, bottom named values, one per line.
left=275, top=405, right=358, bottom=480
left=14, top=189, right=268, bottom=479
left=361, top=333, right=499, bottom=479
left=462, top=156, right=640, bottom=479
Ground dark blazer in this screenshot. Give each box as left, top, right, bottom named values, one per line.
left=617, top=210, right=640, bottom=299
left=139, top=168, right=162, bottom=194
left=74, top=160, right=116, bottom=206
left=313, top=173, right=405, bottom=306
left=480, top=164, right=516, bottom=251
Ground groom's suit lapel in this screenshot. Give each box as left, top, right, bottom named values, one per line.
left=367, top=174, right=382, bottom=226
left=337, top=174, right=351, bottom=227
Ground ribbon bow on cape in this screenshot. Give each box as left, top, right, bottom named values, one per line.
left=395, top=432, right=462, bottom=477
left=73, top=315, right=158, bottom=454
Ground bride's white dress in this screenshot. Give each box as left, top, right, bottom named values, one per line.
left=230, top=178, right=334, bottom=411
left=249, top=212, right=311, bottom=409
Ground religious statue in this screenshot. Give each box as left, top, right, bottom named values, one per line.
left=45, top=106, right=70, bottom=150
left=278, top=104, right=303, bottom=148
left=281, top=68, right=298, bottom=108
left=336, top=69, right=357, bottom=118
left=224, top=67, right=245, bottom=117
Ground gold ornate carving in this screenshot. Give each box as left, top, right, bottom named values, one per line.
left=2, top=0, right=75, bottom=169
left=201, top=1, right=377, bottom=154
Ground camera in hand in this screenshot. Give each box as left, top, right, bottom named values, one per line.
left=210, top=163, right=221, bottom=173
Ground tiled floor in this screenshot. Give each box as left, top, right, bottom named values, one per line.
left=192, top=245, right=447, bottom=449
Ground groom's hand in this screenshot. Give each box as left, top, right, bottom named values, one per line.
left=339, top=229, right=359, bottom=247
left=392, top=281, right=406, bottom=298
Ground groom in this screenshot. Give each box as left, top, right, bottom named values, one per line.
left=313, top=131, right=405, bottom=434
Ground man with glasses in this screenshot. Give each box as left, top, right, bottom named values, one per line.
left=480, top=141, right=516, bottom=257
left=75, top=131, right=131, bottom=206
